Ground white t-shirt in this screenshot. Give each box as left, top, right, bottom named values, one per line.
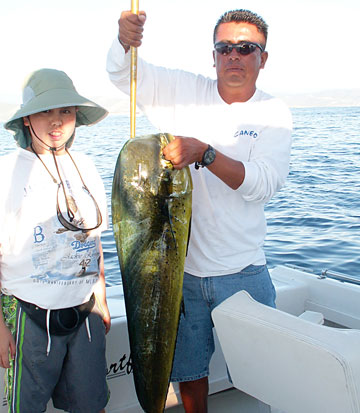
left=107, top=39, right=293, bottom=277
left=0, top=148, right=108, bottom=309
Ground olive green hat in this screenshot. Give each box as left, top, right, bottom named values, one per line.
left=4, top=68, right=108, bottom=149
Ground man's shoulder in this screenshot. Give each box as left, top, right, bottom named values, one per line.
left=251, top=89, right=292, bottom=128
left=255, top=89, right=292, bottom=114
left=255, top=89, right=287, bottom=106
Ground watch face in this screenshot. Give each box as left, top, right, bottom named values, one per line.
left=203, top=147, right=216, bottom=165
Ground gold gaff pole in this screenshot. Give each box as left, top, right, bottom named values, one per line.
left=130, top=0, right=139, bottom=139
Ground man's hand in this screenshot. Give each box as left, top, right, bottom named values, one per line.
left=118, top=10, right=147, bottom=51
left=163, top=137, right=208, bottom=170
left=163, top=136, right=245, bottom=189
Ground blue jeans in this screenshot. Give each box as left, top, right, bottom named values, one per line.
left=170, top=265, right=276, bottom=382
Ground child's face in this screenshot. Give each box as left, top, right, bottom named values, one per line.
left=23, top=106, right=77, bottom=154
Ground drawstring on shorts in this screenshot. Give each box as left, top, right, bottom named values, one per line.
left=45, top=311, right=92, bottom=356
left=46, top=309, right=51, bottom=356
left=85, top=317, right=92, bottom=342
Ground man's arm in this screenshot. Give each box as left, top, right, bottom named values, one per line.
left=163, top=123, right=292, bottom=197
left=162, top=137, right=246, bottom=190
left=106, top=10, right=153, bottom=104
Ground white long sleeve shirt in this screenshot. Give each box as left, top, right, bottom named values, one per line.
left=107, top=39, right=293, bottom=277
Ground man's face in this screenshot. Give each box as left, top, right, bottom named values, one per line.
left=213, top=22, right=268, bottom=101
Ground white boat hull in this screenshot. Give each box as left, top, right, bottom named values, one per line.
left=0, top=285, right=231, bottom=413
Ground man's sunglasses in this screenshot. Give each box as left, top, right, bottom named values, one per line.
left=214, top=41, right=264, bottom=56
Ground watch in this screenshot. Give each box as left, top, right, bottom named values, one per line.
left=195, top=145, right=216, bottom=169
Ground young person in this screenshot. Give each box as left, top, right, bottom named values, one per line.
left=107, top=9, right=292, bottom=412
left=0, top=68, right=110, bottom=413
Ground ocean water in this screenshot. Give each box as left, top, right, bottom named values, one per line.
left=1, top=106, right=359, bottom=285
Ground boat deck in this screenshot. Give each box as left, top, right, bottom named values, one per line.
left=166, top=387, right=285, bottom=413
left=1, top=266, right=359, bottom=413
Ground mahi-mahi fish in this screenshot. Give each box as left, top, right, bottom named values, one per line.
left=112, top=133, right=192, bottom=413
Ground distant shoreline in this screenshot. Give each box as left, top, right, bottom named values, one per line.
left=1, top=89, right=359, bottom=122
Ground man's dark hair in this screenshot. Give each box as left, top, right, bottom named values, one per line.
left=213, top=9, right=268, bottom=46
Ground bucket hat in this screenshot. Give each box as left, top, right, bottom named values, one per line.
left=4, top=68, right=108, bottom=149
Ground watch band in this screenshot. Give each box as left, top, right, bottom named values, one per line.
left=195, top=144, right=216, bottom=170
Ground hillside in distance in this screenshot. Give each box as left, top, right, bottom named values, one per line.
left=1, top=89, right=359, bottom=122
left=278, top=89, right=360, bottom=108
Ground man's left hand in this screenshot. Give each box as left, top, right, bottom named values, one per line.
left=163, top=136, right=207, bottom=170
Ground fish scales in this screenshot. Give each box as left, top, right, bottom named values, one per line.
left=112, top=133, right=192, bottom=413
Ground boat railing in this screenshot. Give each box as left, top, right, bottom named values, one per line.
left=320, top=269, right=360, bottom=286
left=282, top=264, right=360, bottom=286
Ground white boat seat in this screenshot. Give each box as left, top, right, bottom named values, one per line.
left=212, top=290, right=360, bottom=413
left=298, top=310, right=324, bottom=324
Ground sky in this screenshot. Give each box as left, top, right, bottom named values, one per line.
left=0, top=0, right=359, bottom=106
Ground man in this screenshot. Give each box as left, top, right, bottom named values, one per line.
left=107, top=9, right=292, bottom=413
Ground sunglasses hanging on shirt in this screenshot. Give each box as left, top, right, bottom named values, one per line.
left=30, top=144, right=103, bottom=233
